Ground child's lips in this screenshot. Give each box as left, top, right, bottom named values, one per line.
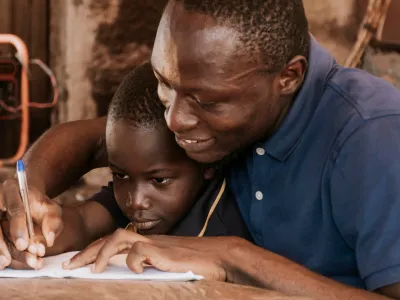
left=131, top=219, right=162, bottom=231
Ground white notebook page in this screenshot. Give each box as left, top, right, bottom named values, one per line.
left=0, top=251, right=203, bottom=281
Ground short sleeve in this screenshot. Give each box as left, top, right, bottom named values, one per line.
left=331, top=116, right=400, bottom=291
left=88, top=182, right=129, bottom=229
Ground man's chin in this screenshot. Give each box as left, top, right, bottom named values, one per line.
left=185, top=150, right=225, bottom=164
left=186, top=149, right=241, bottom=170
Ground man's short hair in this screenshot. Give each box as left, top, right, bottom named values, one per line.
left=177, top=0, right=309, bottom=72
left=108, top=62, right=164, bottom=128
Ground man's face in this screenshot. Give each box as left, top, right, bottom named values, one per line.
left=151, top=1, right=297, bottom=164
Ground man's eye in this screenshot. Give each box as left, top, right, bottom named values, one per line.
left=112, top=172, right=129, bottom=180
left=197, top=101, right=216, bottom=108
left=190, top=96, right=216, bottom=109
left=152, top=178, right=171, bottom=185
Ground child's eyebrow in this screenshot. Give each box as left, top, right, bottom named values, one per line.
left=144, top=168, right=174, bottom=176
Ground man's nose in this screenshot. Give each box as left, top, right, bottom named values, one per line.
left=164, top=95, right=199, bottom=134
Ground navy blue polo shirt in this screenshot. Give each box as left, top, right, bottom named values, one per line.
left=227, top=36, right=400, bottom=291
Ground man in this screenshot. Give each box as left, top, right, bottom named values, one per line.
left=1, top=0, right=400, bottom=298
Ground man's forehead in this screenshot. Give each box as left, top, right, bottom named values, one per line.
left=154, top=1, right=238, bottom=56
left=152, top=12, right=242, bottom=84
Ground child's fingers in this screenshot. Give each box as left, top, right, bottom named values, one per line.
left=63, top=238, right=105, bottom=270
left=92, top=229, right=150, bottom=273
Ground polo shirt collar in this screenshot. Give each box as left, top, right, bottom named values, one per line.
left=168, top=173, right=224, bottom=236
left=263, top=35, right=336, bottom=162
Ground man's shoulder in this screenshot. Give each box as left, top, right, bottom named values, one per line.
left=326, top=66, right=400, bottom=121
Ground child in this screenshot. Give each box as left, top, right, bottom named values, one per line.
left=45, top=62, right=252, bottom=261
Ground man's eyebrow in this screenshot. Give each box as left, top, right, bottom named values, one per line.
left=151, top=64, right=244, bottom=93
left=152, top=66, right=202, bottom=92
left=108, top=162, right=126, bottom=173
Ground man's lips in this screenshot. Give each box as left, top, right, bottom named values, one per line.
left=175, top=136, right=215, bottom=153
left=131, top=219, right=162, bottom=231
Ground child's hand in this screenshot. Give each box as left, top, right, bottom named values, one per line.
left=63, top=229, right=150, bottom=271
left=94, top=233, right=235, bottom=281
left=91, top=229, right=151, bottom=273
left=62, top=237, right=107, bottom=270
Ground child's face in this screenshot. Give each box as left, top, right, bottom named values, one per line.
left=106, top=119, right=205, bottom=235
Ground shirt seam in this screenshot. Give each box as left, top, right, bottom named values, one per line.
left=364, top=263, right=400, bottom=290
left=326, top=81, right=368, bottom=119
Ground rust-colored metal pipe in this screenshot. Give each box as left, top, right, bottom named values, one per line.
left=0, top=34, right=30, bottom=167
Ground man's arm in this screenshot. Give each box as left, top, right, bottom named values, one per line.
left=223, top=238, right=391, bottom=299
left=23, top=116, right=108, bottom=198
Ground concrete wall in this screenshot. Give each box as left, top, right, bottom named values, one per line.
left=50, top=0, right=166, bottom=123
left=304, top=0, right=359, bottom=64
left=50, top=0, right=359, bottom=124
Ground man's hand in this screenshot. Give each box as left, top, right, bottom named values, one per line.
left=0, top=178, right=63, bottom=269
left=0, top=222, right=44, bottom=270
left=64, top=228, right=233, bottom=281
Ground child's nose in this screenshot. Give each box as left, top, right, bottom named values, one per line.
left=126, top=190, right=151, bottom=210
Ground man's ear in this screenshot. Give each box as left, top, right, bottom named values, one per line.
left=203, top=167, right=215, bottom=180
left=279, top=55, right=308, bottom=96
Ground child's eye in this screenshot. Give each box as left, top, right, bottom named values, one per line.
left=152, top=178, right=171, bottom=185
left=112, top=172, right=129, bottom=180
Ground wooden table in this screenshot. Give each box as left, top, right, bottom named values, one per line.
left=0, top=279, right=312, bottom=299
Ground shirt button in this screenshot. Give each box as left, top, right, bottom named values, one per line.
left=255, top=191, right=263, bottom=200
left=256, top=147, right=265, bottom=156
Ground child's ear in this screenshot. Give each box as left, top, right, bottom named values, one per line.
left=203, top=167, right=215, bottom=180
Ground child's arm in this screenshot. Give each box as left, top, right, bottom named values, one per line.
left=45, top=200, right=117, bottom=257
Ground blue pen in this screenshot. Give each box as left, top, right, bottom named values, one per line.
left=16, top=160, right=35, bottom=239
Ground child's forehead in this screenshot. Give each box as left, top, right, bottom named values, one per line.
left=107, top=120, right=192, bottom=166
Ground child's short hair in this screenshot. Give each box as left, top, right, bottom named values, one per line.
left=108, top=62, right=165, bottom=128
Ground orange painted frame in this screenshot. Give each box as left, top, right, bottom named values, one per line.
left=0, top=34, right=29, bottom=167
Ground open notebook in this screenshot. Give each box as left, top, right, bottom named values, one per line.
left=0, top=251, right=203, bottom=281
